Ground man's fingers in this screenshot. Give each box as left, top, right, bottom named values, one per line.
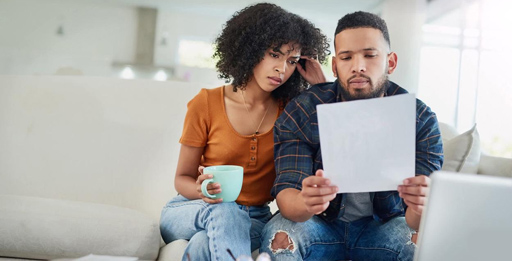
left=400, top=193, right=426, bottom=205
left=302, top=185, right=338, bottom=197
left=307, top=202, right=330, bottom=215
left=303, top=172, right=331, bottom=187
left=403, top=175, right=430, bottom=186
left=398, top=185, right=428, bottom=196
left=303, top=193, right=337, bottom=206
left=403, top=199, right=424, bottom=213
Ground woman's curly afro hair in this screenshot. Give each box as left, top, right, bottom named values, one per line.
left=213, top=3, right=330, bottom=105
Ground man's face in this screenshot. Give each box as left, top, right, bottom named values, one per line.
left=332, top=27, right=397, bottom=101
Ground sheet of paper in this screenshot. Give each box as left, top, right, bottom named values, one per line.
left=317, top=94, right=415, bottom=193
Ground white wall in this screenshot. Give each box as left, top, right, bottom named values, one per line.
left=381, top=0, right=427, bottom=94
left=0, top=0, right=429, bottom=87
left=0, top=0, right=137, bottom=76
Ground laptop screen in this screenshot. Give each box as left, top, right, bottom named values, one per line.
left=414, top=171, right=512, bottom=261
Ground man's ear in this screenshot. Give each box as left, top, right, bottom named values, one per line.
left=387, top=52, right=398, bottom=74
left=331, top=56, right=337, bottom=77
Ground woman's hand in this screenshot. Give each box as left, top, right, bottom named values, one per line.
left=196, top=166, right=223, bottom=204
left=297, top=55, right=326, bottom=86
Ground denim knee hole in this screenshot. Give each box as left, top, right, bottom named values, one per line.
left=269, top=230, right=296, bottom=254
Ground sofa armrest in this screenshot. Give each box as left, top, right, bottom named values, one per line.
left=0, top=195, right=160, bottom=260
left=478, top=154, right=512, bottom=177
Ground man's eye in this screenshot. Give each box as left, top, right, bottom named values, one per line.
left=340, top=57, right=351, bottom=61
left=365, top=54, right=377, bottom=58
left=270, top=53, right=279, bottom=58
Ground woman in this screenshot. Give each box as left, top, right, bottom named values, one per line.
left=160, top=3, right=329, bottom=260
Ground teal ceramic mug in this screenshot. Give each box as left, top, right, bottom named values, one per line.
left=201, top=165, right=243, bottom=202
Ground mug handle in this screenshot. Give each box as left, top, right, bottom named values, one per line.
left=201, top=179, right=217, bottom=198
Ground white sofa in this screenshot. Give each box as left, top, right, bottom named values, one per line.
left=1, top=75, right=511, bottom=260
left=0, top=76, right=210, bottom=261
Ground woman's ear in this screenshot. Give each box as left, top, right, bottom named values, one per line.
left=387, top=52, right=398, bottom=74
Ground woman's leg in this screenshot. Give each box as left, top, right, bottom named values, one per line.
left=245, top=205, right=272, bottom=252
left=183, top=230, right=209, bottom=261
left=160, top=195, right=252, bottom=260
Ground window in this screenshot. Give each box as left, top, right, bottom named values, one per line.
left=418, top=0, right=512, bottom=157
left=177, top=39, right=217, bottom=69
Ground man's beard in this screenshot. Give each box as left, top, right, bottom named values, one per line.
left=337, top=70, right=389, bottom=101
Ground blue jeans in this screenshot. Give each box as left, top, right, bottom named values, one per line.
left=260, top=213, right=415, bottom=261
left=160, top=195, right=272, bottom=261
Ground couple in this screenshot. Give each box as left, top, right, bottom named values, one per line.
left=160, top=3, right=443, bottom=261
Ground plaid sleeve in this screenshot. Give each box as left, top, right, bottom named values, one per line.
left=415, top=99, right=444, bottom=176
left=271, top=98, right=318, bottom=198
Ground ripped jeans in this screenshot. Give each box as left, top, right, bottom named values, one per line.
left=259, top=214, right=415, bottom=261
left=160, top=195, right=272, bottom=261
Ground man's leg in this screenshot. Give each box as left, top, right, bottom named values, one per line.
left=350, top=216, right=416, bottom=261
left=260, top=213, right=346, bottom=261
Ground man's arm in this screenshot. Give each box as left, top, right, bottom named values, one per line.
left=277, top=170, right=338, bottom=222
left=399, top=101, right=443, bottom=230
left=272, top=94, right=338, bottom=222
left=399, top=175, right=429, bottom=230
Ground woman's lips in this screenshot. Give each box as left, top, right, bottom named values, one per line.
left=268, top=76, right=282, bottom=85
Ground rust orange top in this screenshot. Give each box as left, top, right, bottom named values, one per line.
left=180, top=87, right=280, bottom=206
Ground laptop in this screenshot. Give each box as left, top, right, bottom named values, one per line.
left=414, top=171, right=512, bottom=261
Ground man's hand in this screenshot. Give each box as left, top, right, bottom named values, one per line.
left=196, top=166, right=223, bottom=204
left=300, top=169, right=338, bottom=215
left=398, top=175, right=430, bottom=216
left=296, top=55, right=326, bottom=86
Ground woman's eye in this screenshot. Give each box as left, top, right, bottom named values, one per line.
left=288, top=60, right=298, bottom=65
left=269, top=53, right=279, bottom=58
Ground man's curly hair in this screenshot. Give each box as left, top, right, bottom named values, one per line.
left=213, top=3, right=330, bottom=105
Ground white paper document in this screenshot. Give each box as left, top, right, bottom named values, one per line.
left=317, top=94, right=416, bottom=193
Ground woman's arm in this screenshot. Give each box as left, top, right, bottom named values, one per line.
left=174, top=144, right=222, bottom=203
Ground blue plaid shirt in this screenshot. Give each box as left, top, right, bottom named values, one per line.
left=273, top=81, right=443, bottom=222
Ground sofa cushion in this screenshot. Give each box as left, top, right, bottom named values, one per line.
left=0, top=195, right=160, bottom=260
left=441, top=125, right=480, bottom=173
left=157, top=240, right=261, bottom=261
left=157, top=240, right=188, bottom=261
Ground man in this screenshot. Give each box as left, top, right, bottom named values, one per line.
left=259, top=11, right=443, bottom=260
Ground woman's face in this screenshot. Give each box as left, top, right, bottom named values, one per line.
left=250, top=43, right=301, bottom=92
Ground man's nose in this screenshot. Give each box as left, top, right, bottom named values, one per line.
left=351, top=56, right=366, bottom=73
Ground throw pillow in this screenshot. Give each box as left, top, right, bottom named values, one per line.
left=441, top=124, right=480, bottom=173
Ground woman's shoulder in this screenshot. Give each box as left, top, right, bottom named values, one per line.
left=199, top=86, right=224, bottom=96
left=189, top=86, right=224, bottom=104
